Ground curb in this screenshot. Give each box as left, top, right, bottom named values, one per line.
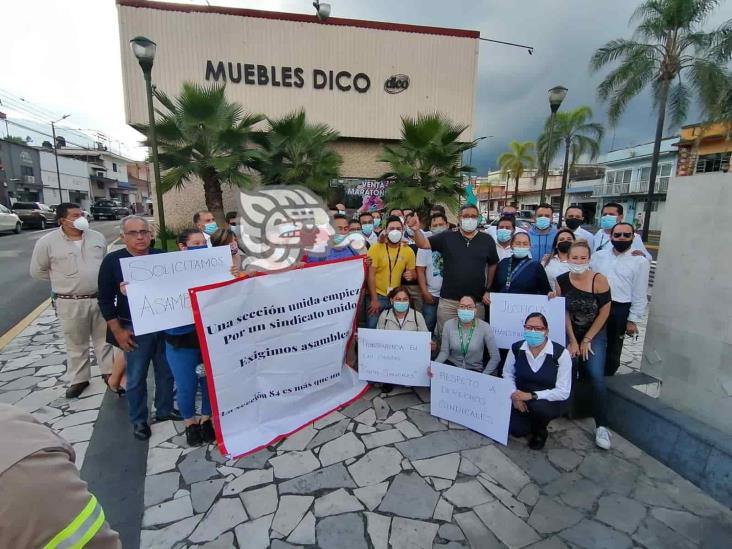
left=0, top=298, right=51, bottom=351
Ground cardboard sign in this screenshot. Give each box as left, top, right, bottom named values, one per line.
left=489, top=293, right=566, bottom=349
left=358, top=328, right=431, bottom=387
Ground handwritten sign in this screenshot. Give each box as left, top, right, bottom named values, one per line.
left=489, top=293, right=566, bottom=349
left=430, top=362, right=513, bottom=445
left=121, top=247, right=233, bottom=335
left=357, top=329, right=431, bottom=387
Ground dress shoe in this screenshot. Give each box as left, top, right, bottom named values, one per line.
left=154, top=410, right=184, bottom=422
left=200, top=420, right=216, bottom=444
left=65, top=382, right=90, bottom=399
left=528, top=430, right=548, bottom=450
left=133, top=422, right=152, bottom=440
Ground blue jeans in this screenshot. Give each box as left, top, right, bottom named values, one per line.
left=578, top=327, right=608, bottom=427
left=366, top=295, right=392, bottom=329
left=165, top=343, right=211, bottom=420
left=422, top=296, right=439, bottom=333
left=124, top=332, right=175, bottom=425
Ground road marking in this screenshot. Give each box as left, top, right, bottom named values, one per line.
left=0, top=297, right=51, bottom=351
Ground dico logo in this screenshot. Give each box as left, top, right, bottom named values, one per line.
left=384, top=74, right=410, bottom=94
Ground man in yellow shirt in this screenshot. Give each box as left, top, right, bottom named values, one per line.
left=366, top=215, right=416, bottom=328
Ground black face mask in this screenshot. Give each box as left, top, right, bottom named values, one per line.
left=557, top=241, right=572, bottom=254
left=565, top=218, right=582, bottom=230
left=612, top=240, right=633, bottom=253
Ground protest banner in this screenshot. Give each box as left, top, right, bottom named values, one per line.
left=430, top=362, right=513, bottom=445
left=121, top=247, right=233, bottom=336
left=489, top=293, right=566, bottom=349
left=190, top=257, right=368, bottom=458
left=358, top=328, right=431, bottom=387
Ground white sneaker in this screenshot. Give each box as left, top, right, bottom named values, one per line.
left=595, top=427, right=612, bottom=450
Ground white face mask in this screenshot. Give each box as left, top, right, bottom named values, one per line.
left=567, top=262, right=590, bottom=274
left=387, top=230, right=403, bottom=244
left=72, top=217, right=89, bottom=231
left=461, top=218, right=479, bottom=232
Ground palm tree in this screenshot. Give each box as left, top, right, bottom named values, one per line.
left=591, top=0, right=731, bottom=238
left=252, top=110, right=343, bottom=196
left=537, top=106, right=604, bottom=224
left=380, top=113, right=477, bottom=218
left=133, top=82, right=264, bottom=225
left=497, top=141, right=536, bottom=207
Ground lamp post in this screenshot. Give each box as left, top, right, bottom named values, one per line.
left=468, top=135, right=492, bottom=167
left=130, top=36, right=167, bottom=250
left=539, top=86, right=567, bottom=204
left=51, top=115, right=69, bottom=204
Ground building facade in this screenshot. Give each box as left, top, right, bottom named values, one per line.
left=0, top=139, right=44, bottom=206
left=39, top=149, right=94, bottom=208
left=57, top=147, right=134, bottom=205
left=127, top=161, right=152, bottom=214
left=675, top=122, right=731, bottom=177
left=116, top=0, right=479, bottom=229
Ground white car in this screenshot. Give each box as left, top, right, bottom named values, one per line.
left=0, top=204, right=22, bottom=234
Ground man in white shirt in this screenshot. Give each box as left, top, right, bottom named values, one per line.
left=591, top=222, right=650, bottom=376
left=358, top=211, right=378, bottom=245
left=564, top=206, right=595, bottom=247
left=416, top=213, right=446, bottom=333
left=593, top=202, right=652, bottom=260
left=193, top=210, right=217, bottom=247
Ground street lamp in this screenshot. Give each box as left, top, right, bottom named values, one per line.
left=313, top=2, right=330, bottom=20
left=468, top=135, right=493, bottom=167
left=51, top=115, right=70, bottom=204
left=539, top=85, right=568, bottom=204
left=130, top=36, right=167, bottom=249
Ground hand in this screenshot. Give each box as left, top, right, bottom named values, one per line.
left=368, top=298, right=382, bottom=316
left=430, top=340, right=437, bottom=353
left=422, top=293, right=435, bottom=305
left=625, top=321, right=638, bottom=336
left=406, top=214, right=420, bottom=230
left=541, top=253, right=551, bottom=264
left=403, top=269, right=416, bottom=282
left=580, top=339, right=594, bottom=360
left=113, top=327, right=137, bottom=353
left=427, top=366, right=433, bottom=378
left=567, top=340, right=580, bottom=358
left=631, top=250, right=645, bottom=257
left=482, top=292, right=491, bottom=305
left=511, top=390, right=533, bottom=403
left=547, top=291, right=557, bottom=300
left=119, top=281, right=129, bottom=296
left=294, top=261, right=307, bottom=269
left=363, top=256, right=373, bottom=268
left=511, top=397, right=528, bottom=413
left=229, top=265, right=241, bottom=278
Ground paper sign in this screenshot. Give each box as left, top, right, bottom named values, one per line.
left=489, top=293, right=566, bottom=349
left=121, top=247, right=233, bottom=335
left=357, top=328, right=431, bottom=387
left=430, top=361, right=513, bottom=445
left=190, top=258, right=368, bottom=458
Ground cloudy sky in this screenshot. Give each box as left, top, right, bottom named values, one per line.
left=3, top=0, right=731, bottom=171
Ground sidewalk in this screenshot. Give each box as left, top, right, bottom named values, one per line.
left=1, top=307, right=730, bottom=549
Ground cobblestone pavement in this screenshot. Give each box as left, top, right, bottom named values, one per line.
left=2, top=308, right=730, bottom=549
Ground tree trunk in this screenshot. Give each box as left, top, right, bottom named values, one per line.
left=202, top=170, right=226, bottom=227
left=558, top=136, right=571, bottom=227
left=641, top=77, right=670, bottom=242
left=514, top=175, right=520, bottom=207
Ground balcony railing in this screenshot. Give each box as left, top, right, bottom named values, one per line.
left=592, top=182, right=630, bottom=197
left=634, top=178, right=669, bottom=194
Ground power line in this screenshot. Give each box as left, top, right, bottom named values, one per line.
left=5, top=119, right=98, bottom=150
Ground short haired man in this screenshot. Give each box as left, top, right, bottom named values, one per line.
left=486, top=204, right=527, bottom=240
left=528, top=204, right=558, bottom=260
left=564, top=206, right=595, bottom=246
left=593, top=202, right=651, bottom=260
left=306, top=214, right=365, bottom=263
left=411, top=204, right=499, bottom=335
left=348, top=219, right=362, bottom=233
left=591, top=222, right=650, bottom=376
left=416, top=213, right=448, bottom=332
left=358, top=211, right=378, bottom=245
left=97, top=216, right=179, bottom=440
left=193, top=210, right=217, bottom=247
left=389, top=208, right=404, bottom=222
left=30, top=203, right=114, bottom=398
left=366, top=216, right=416, bottom=328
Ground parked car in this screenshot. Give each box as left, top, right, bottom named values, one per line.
left=90, top=199, right=131, bottom=221
left=0, top=204, right=22, bottom=234
left=488, top=217, right=532, bottom=232
left=11, top=202, right=57, bottom=229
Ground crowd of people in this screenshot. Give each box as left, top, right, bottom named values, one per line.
left=28, top=198, right=650, bottom=454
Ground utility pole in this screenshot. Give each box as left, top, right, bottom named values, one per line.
left=51, top=115, right=70, bottom=203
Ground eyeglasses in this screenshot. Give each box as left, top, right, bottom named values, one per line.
left=523, top=325, right=546, bottom=331
left=612, top=232, right=633, bottom=238
left=457, top=305, right=476, bottom=310
left=124, top=230, right=151, bottom=238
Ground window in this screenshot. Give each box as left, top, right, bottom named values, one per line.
left=0, top=205, right=9, bottom=213
left=112, top=163, right=118, bottom=172
left=606, top=169, right=631, bottom=185
left=695, top=152, right=730, bottom=174
left=20, top=165, right=34, bottom=177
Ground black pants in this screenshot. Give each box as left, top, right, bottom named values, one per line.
left=509, top=399, right=561, bottom=437
left=605, top=301, right=631, bottom=376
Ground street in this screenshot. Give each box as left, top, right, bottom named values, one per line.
left=0, top=220, right=121, bottom=338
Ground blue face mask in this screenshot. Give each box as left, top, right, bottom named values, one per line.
left=600, top=214, right=618, bottom=230
left=392, top=301, right=409, bottom=313
left=513, top=247, right=530, bottom=258
left=361, top=223, right=374, bottom=235
left=187, top=244, right=207, bottom=250
left=333, top=234, right=347, bottom=245
left=496, top=228, right=513, bottom=243
left=373, top=218, right=381, bottom=228
left=457, top=309, right=475, bottom=323
left=524, top=330, right=546, bottom=347
left=203, top=222, right=218, bottom=235
left=535, top=217, right=551, bottom=230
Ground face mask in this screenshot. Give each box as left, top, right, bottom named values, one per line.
left=496, top=228, right=512, bottom=243
left=535, top=217, right=551, bottom=230
left=565, top=218, right=582, bottom=231
left=557, top=241, right=572, bottom=254
left=524, top=330, right=546, bottom=347
left=600, top=215, right=618, bottom=230
left=203, top=222, right=218, bottom=235
left=361, top=223, right=374, bottom=235
left=513, top=247, right=530, bottom=258
left=612, top=240, right=633, bottom=253
left=71, top=217, right=89, bottom=231
left=387, top=230, right=402, bottom=244
left=333, top=234, right=348, bottom=245
left=457, top=309, right=475, bottom=323
left=431, top=227, right=446, bottom=235
left=567, top=262, right=590, bottom=274
left=187, top=244, right=208, bottom=251
left=461, top=218, right=478, bottom=232
left=392, top=301, right=409, bottom=313
left=373, top=218, right=381, bottom=228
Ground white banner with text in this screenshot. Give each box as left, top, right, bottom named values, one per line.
left=489, top=293, right=566, bottom=349
left=357, top=328, right=431, bottom=387
left=190, top=258, right=368, bottom=458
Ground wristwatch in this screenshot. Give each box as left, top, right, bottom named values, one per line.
left=530, top=392, right=538, bottom=400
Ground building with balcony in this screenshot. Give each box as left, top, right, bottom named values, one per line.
left=127, top=161, right=152, bottom=214
left=592, top=137, right=677, bottom=231
left=57, top=147, right=135, bottom=205
left=0, top=139, right=44, bottom=206
left=39, top=149, right=94, bottom=208
left=675, top=122, right=731, bottom=177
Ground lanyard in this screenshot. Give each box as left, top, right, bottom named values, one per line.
left=504, top=257, right=531, bottom=291
left=597, top=232, right=610, bottom=250
left=392, top=309, right=410, bottom=330
left=458, top=321, right=475, bottom=355
left=387, top=245, right=402, bottom=283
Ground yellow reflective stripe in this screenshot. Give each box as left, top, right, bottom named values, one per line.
left=68, top=506, right=105, bottom=549
left=43, top=496, right=98, bottom=549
